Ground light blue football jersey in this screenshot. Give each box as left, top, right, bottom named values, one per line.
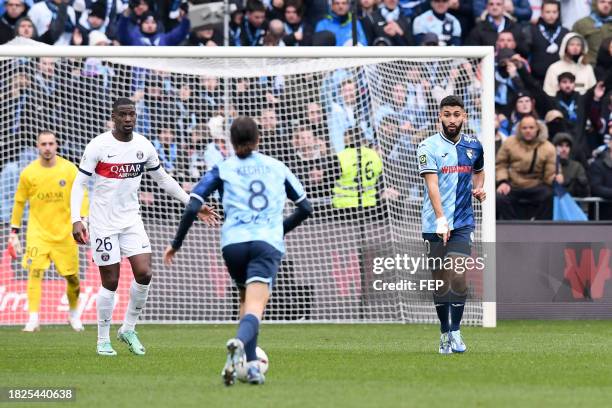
left=417, top=132, right=484, bottom=233
left=191, top=152, right=306, bottom=254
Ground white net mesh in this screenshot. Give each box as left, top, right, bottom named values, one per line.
left=0, top=45, right=488, bottom=325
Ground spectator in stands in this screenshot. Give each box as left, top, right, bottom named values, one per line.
left=551, top=72, right=588, bottom=142
left=266, top=0, right=285, bottom=21
left=0, top=148, right=37, bottom=224
left=75, top=1, right=107, bottom=45
left=119, top=0, right=156, bottom=37
left=590, top=85, right=612, bottom=152
left=305, top=101, right=330, bottom=144
left=495, top=29, right=517, bottom=53
left=589, top=134, right=612, bottom=220
left=153, top=125, right=180, bottom=177
left=495, top=47, right=529, bottom=117
left=0, top=0, right=28, bottom=44
left=473, top=0, right=533, bottom=22
left=187, top=24, right=222, bottom=46
left=526, top=0, right=569, bottom=83
left=118, top=8, right=190, bottom=46
left=28, top=0, right=76, bottom=45
left=543, top=32, right=596, bottom=97
left=448, top=0, right=475, bottom=42
left=258, top=106, right=289, bottom=158
left=371, top=0, right=413, bottom=46
left=560, top=0, right=592, bottom=31
left=329, top=78, right=370, bottom=152
left=357, top=0, right=377, bottom=44
left=375, top=81, right=414, bottom=131
left=13, top=15, right=35, bottom=39
left=467, top=0, right=525, bottom=55
left=232, top=0, right=268, bottom=46
left=197, top=75, right=223, bottom=123
left=496, top=114, right=556, bottom=220
left=288, top=125, right=330, bottom=199
left=413, top=0, right=461, bottom=46
left=503, top=90, right=538, bottom=136
left=281, top=0, right=313, bottom=46
left=315, top=0, right=368, bottom=46
left=398, top=0, right=428, bottom=18
left=204, top=116, right=230, bottom=171
left=572, top=0, right=612, bottom=66
left=595, top=36, right=612, bottom=88
left=553, top=132, right=590, bottom=197
left=263, top=18, right=285, bottom=45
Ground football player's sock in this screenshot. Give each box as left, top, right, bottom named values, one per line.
left=236, top=314, right=259, bottom=361
left=97, top=286, right=115, bottom=343
left=434, top=302, right=450, bottom=333
left=121, top=280, right=149, bottom=332
left=64, top=274, right=80, bottom=311
left=26, top=269, right=45, bottom=313
left=450, top=301, right=465, bottom=332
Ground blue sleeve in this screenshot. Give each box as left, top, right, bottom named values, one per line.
left=417, top=141, right=438, bottom=175
left=357, top=21, right=368, bottom=46
left=472, top=0, right=486, bottom=18
left=117, top=15, right=134, bottom=45
left=315, top=19, right=327, bottom=33
left=412, top=15, right=424, bottom=35
left=474, top=144, right=484, bottom=172
left=284, top=166, right=306, bottom=203
left=191, top=166, right=222, bottom=202
left=513, top=0, right=532, bottom=21
left=163, top=17, right=190, bottom=45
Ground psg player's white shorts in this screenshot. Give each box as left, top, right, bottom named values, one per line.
left=89, top=220, right=151, bottom=266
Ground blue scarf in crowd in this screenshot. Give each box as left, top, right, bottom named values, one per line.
left=380, top=6, right=400, bottom=22
left=590, top=11, right=612, bottom=28
left=45, top=0, right=74, bottom=33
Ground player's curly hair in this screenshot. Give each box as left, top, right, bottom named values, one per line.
left=231, top=116, right=260, bottom=158
left=439, top=95, right=464, bottom=110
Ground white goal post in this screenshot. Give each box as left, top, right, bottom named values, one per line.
left=0, top=42, right=496, bottom=327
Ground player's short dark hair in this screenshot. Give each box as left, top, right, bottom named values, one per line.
left=231, top=116, right=259, bottom=159
left=112, top=97, right=135, bottom=112
left=439, top=95, right=464, bottom=110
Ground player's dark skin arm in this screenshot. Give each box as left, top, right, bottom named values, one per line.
left=472, top=171, right=486, bottom=202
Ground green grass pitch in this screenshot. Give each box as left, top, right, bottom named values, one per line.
left=1, top=321, right=611, bottom=407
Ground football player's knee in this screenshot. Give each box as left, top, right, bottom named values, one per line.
left=450, top=273, right=468, bottom=296
left=64, top=274, right=79, bottom=286
left=134, top=268, right=153, bottom=285
left=433, top=278, right=450, bottom=299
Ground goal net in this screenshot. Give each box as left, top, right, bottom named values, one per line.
left=0, top=41, right=496, bottom=326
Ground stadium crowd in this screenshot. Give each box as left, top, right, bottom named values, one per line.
left=0, top=0, right=611, bottom=220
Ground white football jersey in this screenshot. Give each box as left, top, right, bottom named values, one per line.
left=78, top=131, right=160, bottom=234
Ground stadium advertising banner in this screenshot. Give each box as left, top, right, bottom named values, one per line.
left=2, top=223, right=612, bottom=323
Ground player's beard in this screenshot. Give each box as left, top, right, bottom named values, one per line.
left=442, top=122, right=462, bottom=140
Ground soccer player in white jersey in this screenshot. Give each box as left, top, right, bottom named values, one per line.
left=70, top=98, right=217, bottom=356
left=163, top=116, right=313, bottom=385
left=416, top=95, right=486, bottom=354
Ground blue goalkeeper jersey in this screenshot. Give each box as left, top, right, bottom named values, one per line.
left=417, top=132, right=484, bottom=233
left=191, top=151, right=306, bottom=254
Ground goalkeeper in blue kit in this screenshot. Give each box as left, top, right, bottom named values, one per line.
left=417, top=95, right=486, bottom=354
left=164, top=116, right=313, bottom=385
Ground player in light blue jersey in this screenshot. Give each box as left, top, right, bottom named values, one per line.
left=163, top=116, right=313, bottom=385
left=417, top=95, right=486, bottom=354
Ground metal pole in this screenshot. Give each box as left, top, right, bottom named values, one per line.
left=351, top=0, right=358, bottom=46
left=223, top=0, right=230, bottom=47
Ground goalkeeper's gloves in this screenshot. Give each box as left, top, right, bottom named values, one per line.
left=8, top=229, right=23, bottom=260
left=435, top=216, right=449, bottom=236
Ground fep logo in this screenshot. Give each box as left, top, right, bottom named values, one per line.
left=563, top=248, right=612, bottom=299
